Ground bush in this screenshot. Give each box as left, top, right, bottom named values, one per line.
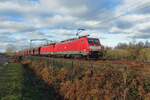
left=104, top=48, right=150, bottom=62
left=104, top=49, right=131, bottom=60
left=138, top=48, right=150, bottom=62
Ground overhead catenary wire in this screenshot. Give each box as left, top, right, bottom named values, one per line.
left=95, top=0, right=149, bottom=19
left=98, top=3, right=150, bottom=25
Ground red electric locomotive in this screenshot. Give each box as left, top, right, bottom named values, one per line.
left=52, top=35, right=103, bottom=58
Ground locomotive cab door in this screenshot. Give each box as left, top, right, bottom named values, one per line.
left=80, top=38, right=88, bottom=56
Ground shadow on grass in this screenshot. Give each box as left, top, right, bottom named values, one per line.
left=22, top=64, right=63, bottom=100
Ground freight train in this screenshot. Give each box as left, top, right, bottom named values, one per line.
left=16, top=35, right=104, bottom=59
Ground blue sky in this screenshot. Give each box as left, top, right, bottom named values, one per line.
left=0, top=0, right=150, bottom=52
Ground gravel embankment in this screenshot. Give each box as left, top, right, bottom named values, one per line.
left=0, top=55, right=9, bottom=64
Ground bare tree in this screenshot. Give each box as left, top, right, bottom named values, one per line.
left=5, top=44, right=17, bottom=55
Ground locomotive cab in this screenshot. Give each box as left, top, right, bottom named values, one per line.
left=87, top=38, right=103, bottom=58
left=88, top=38, right=102, bottom=50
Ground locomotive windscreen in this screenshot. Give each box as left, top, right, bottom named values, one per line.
left=88, top=38, right=100, bottom=45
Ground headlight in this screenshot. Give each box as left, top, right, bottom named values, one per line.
left=90, top=46, right=101, bottom=51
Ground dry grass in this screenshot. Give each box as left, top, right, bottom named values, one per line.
left=105, top=48, right=150, bottom=61
left=23, top=58, right=150, bottom=100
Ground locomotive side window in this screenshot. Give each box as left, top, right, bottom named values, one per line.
left=88, top=39, right=93, bottom=44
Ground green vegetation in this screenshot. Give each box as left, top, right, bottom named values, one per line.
left=0, top=62, right=59, bottom=100
left=104, top=41, right=150, bottom=61
left=22, top=65, right=60, bottom=100
left=138, top=48, right=150, bottom=61
left=0, top=63, right=23, bottom=100
left=104, top=48, right=150, bottom=61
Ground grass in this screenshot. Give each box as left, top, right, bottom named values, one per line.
left=104, top=48, right=150, bottom=61
left=1, top=56, right=150, bottom=100
left=0, top=62, right=60, bottom=100
left=0, top=63, right=22, bottom=100
left=22, top=65, right=61, bottom=100
left=26, top=58, right=150, bottom=100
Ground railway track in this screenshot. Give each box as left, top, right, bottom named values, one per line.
left=21, top=55, right=150, bottom=78
left=24, top=56, right=150, bottom=67
left=26, top=56, right=150, bottom=78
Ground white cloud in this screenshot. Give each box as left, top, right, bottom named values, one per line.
left=111, top=0, right=150, bottom=39
left=40, top=0, right=88, bottom=15
left=116, top=0, right=150, bottom=15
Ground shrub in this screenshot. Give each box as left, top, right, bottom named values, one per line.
left=138, top=48, right=150, bottom=62
left=104, top=48, right=150, bottom=62
left=104, top=49, right=131, bottom=60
